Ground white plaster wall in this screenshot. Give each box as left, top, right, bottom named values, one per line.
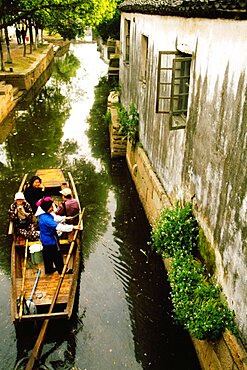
left=120, top=13, right=247, bottom=345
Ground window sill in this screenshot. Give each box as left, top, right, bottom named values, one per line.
left=170, top=115, right=186, bottom=130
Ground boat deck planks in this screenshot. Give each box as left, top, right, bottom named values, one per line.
left=16, top=247, right=74, bottom=306
left=16, top=274, right=73, bottom=305
left=35, top=169, right=66, bottom=188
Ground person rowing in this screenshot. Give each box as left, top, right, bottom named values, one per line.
left=55, top=187, right=80, bottom=225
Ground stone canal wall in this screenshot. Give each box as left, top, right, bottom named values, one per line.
left=0, top=44, right=54, bottom=124
left=126, top=141, right=247, bottom=370
left=109, top=103, right=247, bottom=370
left=107, top=91, right=127, bottom=158
left=0, top=82, right=19, bottom=126
left=0, top=44, right=54, bottom=91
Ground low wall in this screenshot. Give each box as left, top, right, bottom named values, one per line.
left=192, top=330, right=247, bottom=370
left=0, top=82, right=15, bottom=124
left=125, top=141, right=247, bottom=370
left=126, top=142, right=173, bottom=225
left=0, top=44, right=54, bottom=124
left=54, top=41, right=70, bottom=57
left=18, top=59, right=54, bottom=111
left=0, top=44, right=54, bottom=90
left=108, top=91, right=127, bottom=158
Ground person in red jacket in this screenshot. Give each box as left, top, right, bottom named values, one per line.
left=55, top=188, right=80, bottom=225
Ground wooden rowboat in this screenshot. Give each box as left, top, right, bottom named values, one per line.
left=10, top=168, right=83, bottom=324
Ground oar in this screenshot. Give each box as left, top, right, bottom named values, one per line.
left=25, top=209, right=85, bottom=370
left=25, top=268, right=41, bottom=315
left=18, top=239, right=28, bottom=320
left=69, top=211, right=82, bottom=219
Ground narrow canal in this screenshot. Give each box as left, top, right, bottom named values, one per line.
left=0, top=43, right=201, bottom=369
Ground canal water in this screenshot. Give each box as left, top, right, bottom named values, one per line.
left=0, top=43, right=201, bottom=369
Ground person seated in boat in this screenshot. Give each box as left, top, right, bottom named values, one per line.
left=8, top=192, right=39, bottom=242
left=38, top=198, right=80, bottom=275
left=24, top=175, right=44, bottom=214
left=55, top=188, right=80, bottom=225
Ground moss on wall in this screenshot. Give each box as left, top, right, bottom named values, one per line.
left=198, top=228, right=216, bottom=275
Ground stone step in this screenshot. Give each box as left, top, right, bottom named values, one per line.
left=13, top=87, right=19, bottom=95
left=13, top=88, right=23, bottom=101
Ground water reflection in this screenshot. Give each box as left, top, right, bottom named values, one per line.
left=0, top=43, right=200, bottom=369
left=0, top=112, right=16, bottom=145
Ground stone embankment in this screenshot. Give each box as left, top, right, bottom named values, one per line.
left=0, top=44, right=54, bottom=124
left=0, top=81, right=22, bottom=125
left=107, top=91, right=127, bottom=158
left=108, top=92, right=247, bottom=370
left=0, top=40, right=69, bottom=125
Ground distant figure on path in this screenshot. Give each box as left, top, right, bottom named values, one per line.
left=21, top=27, right=27, bottom=44
left=15, top=26, right=21, bottom=44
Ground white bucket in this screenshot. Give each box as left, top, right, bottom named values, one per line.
left=29, top=243, right=43, bottom=264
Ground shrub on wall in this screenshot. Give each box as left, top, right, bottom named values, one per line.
left=168, top=253, right=237, bottom=340
left=150, top=202, right=238, bottom=340
left=150, top=202, right=199, bottom=258
left=117, top=102, right=139, bottom=146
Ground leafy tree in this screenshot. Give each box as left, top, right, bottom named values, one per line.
left=0, top=0, right=120, bottom=69
left=0, top=0, right=119, bottom=34
left=94, top=2, right=121, bottom=42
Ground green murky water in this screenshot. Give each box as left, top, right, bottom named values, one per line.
left=0, top=43, right=200, bottom=370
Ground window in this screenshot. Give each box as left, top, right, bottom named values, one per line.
left=124, top=20, right=131, bottom=63
left=141, top=35, right=148, bottom=82
left=156, top=51, right=192, bottom=129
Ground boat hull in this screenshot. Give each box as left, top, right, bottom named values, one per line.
left=10, top=169, right=82, bottom=324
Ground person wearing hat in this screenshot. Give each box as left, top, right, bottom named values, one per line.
left=38, top=197, right=79, bottom=274
left=8, top=192, right=39, bottom=241
left=55, top=188, right=80, bottom=225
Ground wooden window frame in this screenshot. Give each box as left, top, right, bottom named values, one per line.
left=156, top=51, right=192, bottom=130
left=124, top=20, right=131, bottom=63
left=140, top=35, right=148, bottom=83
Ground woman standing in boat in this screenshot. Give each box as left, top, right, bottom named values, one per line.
left=24, top=175, right=44, bottom=213
left=38, top=198, right=78, bottom=274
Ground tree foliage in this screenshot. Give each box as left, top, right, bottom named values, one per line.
left=94, top=6, right=121, bottom=42
left=0, top=0, right=120, bottom=40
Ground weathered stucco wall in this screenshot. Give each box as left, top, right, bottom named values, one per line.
left=120, top=14, right=247, bottom=346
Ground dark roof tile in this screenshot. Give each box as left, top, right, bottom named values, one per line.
left=119, top=0, right=247, bottom=19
